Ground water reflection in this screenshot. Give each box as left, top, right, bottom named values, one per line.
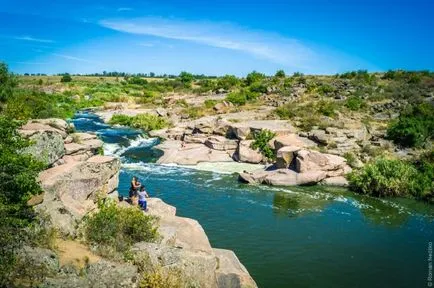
left=272, top=191, right=330, bottom=217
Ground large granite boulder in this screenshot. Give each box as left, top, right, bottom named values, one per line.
left=320, top=176, right=349, bottom=187
left=229, top=120, right=296, bottom=140
left=295, top=149, right=351, bottom=177
left=239, top=169, right=326, bottom=186
left=275, top=146, right=300, bottom=169
left=36, top=156, right=120, bottom=235
left=156, top=140, right=233, bottom=165
left=234, top=140, right=263, bottom=164
left=22, top=131, right=65, bottom=166
left=205, top=135, right=238, bottom=151
left=214, top=248, right=258, bottom=288
left=132, top=242, right=218, bottom=288
left=274, top=134, right=317, bottom=150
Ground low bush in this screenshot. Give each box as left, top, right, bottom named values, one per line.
left=345, top=96, right=366, bottom=111
left=132, top=114, right=170, bottom=131
left=316, top=100, right=338, bottom=117
left=204, top=99, right=218, bottom=108
left=109, top=113, right=170, bottom=131
left=347, top=156, right=433, bottom=201
left=226, top=91, right=247, bottom=106
left=85, top=199, right=159, bottom=258
left=251, top=129, right=276, bottom=160
left=387, top=103, right=434, bottom=148
left=60, top=73, right=72, bottom=83
left=109, top=114, right=133, bottom=126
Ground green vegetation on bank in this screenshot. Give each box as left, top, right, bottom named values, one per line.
left=84, top=199, right=159, bottom=260
left=251, top=129, right=276, bottom=160
left=0, top=116, right=56, bottom=285
left=348, top=152, right=434, bottom=202
left=387, top=102, right=434, bottom=148
left=109, top=113, right=170, bottom=131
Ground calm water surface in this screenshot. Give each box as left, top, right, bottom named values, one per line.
left=73, top=112, right=434, bottom=288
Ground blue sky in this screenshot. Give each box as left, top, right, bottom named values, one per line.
left=0, top=0, right=433, bottom=75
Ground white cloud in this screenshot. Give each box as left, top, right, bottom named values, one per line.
left=14, top=36, right=55, bottom=43
left=53, top=53, right=96, bottom=64
left=99, top=18, right=317, bottom=70
left=117, top=7, right=133, bottom=12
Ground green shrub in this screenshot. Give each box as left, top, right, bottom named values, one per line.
left=343, top=152, right=358, bottom=168
left=317, top=100, right=337, bottom=117
left=275, top=70, right=286, bottom=78
left=245, top=71, right=265, bottom=86
left=60, top=73, right=72, bottom=83
left=251, top=129, right=276, bottom=160
left=5, top=89, right=78, bottom=120
left=110, top=114, right=169, bottom=131
left=204, top=99, right=218, bottom=108
left=85, top=199, right=158, bottom=257
left=387, top=103, right=434, bottom=147
left=248, top=82, right=267, bottom=94
left=179, top=72, right=194, bottom=87
left=109, top=114, right=133, bottom=126
left=345, top=96, right=366, bottom=111
left=0, top=62, right=17, bottom=103
left=226, top=91, right=247, bottom=106
left=131, top=114, right=170, bottom=131
left=316, top=84, right=335, bottom=95
left=347, top=157, right=433, bottom=201
left=216, top=75, right=239, bottom=90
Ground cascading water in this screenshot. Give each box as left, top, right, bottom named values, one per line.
left=72, top=111, right=434, bottom=288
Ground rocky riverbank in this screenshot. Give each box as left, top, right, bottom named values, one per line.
left=20, top=118, right=256, bottom=288
left=142, top=114, right=354, bottom=187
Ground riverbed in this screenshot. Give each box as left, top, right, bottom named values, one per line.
left=73, top=111, right=434, bottom=288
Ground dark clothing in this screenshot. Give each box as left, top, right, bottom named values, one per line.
left=129, top=182, right=139, bottom=198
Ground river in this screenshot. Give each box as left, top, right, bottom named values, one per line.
left=73, top=111, right=434, bottom=288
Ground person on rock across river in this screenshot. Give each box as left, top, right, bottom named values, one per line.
left=137, top=186, right=150, bottom=211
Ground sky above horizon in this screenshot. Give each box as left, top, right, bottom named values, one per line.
left=0, top=0, right=433, bottom=76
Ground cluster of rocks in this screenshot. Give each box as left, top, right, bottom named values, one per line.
left=33, top=198, right=257, bottom=288
left=149, top=117, right=354, bottom=187
left=303, top=126, right=369, bottom=157
left=131, top=198, right=257, bottom=288
left=239, top=148, right=351, bottom=187
left=20, top=118, right=120, bottom=236
left=151, top=118, right=297, bottom=166
left=20, top=118, right=256, bottom=287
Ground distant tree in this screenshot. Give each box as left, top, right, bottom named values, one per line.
left=179, top=71, right=194, bottom=87
left=0, top=62, right=16, bottom=103
left=149, top=72, right=155, bottom=78
left=216, top=75, right=239, bottom=90
left=275, top=70, right=286, bottom=78
left=60, top=73, right=72, bottom=83
left=245, top=71, right=265, bottom=86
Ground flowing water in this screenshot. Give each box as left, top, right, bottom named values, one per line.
left=73, top=112, right=434, bottom=288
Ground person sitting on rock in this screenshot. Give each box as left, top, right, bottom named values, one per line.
left=137, top=186, right=150, bottom=211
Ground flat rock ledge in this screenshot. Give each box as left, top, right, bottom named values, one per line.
left=133, top=197, right=258, bottom=288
